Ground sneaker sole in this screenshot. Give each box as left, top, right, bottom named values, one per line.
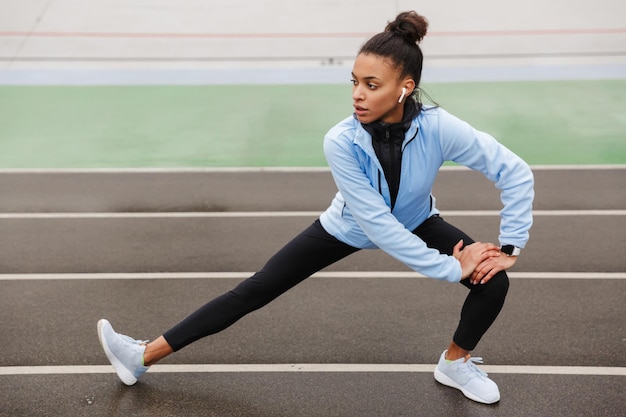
left=434, top=367, right=499, bottom=404
left=97, top=319, right=138, bottom=386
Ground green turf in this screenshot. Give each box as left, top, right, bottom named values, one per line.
left=0, top=80, right=624, bottom=168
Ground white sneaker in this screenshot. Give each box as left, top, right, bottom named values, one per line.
left=97, top=319, right=150, bottom=385
left=434, top=350, right=500, bottom=404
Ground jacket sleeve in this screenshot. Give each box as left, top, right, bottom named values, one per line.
left=323, top=130, right=463, bottom=282
left=437, top=108, right=534, bottom=248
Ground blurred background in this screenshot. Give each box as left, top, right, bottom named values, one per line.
left=1, top=0, right=625, bottom=167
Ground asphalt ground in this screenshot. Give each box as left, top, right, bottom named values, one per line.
left=1, top=167, right=625, bottom=417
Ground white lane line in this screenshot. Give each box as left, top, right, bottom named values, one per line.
left=530, top=164, right=626, bottom=171
left=1, top=364, right=624, bottom=376
left=0, top=167, right=333, bottom=174
left=1, top=210, right=624, bottom=219
left=0, top=211, right=321, bottom=219
left=0, top=164, right=624, bottom=173
left=448, top=210, right=626, bottom=216
left=1, top=272, right=624, bottom=280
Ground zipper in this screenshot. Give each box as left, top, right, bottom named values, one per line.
left=402, top=127, right=419, bottom=151
left=386, top=129, right=394, bottom=180
left=387, top=128, right=396, bottom=210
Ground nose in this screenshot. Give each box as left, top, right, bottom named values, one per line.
left=352, top=84, right=364, bottom=102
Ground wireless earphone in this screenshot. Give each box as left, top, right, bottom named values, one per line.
left=398, top=87, right=408, bottom=103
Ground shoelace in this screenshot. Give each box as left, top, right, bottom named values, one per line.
left=459, top=356, right=488, bottom=378
left=119, top=333, right=149, bottom=348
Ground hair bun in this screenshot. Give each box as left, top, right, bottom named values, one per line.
left=385, top=11, right=428, bottom=44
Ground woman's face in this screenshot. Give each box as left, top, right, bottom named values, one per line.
left=351, top=53, right=411, bottom=124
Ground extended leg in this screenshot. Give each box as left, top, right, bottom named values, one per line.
left=160, top=219, right=360, bottom=353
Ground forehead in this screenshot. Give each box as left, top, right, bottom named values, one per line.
left=352, top=53, right=399, bottom=81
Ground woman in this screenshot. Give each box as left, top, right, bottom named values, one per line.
left=98, top=11, right=534, bottom=405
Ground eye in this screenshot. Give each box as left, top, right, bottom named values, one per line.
left=368, top=84, right=377, bottom=90
left=350, top=79, right=357, bottom=86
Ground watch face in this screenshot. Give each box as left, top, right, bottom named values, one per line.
left=501, top=245, right=514, bottom=255
left=501, top=245, right=520, bottom=256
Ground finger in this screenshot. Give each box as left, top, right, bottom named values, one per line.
left=473, top=265, right=490, bottom=283
left=475, top=250, right=497, bottom=264
left=480, top=265, right=505, bottom=284
left=472, top=261, right=493, bottom=284
left=480, top=271, right=495, bottom=284
left=479, top=249, right=501, bottom=260
left=470, top=270, right=479, bottom=285
left=453, top=239, right=464, bottom=256
left=480, top=244, right=500, bottom=254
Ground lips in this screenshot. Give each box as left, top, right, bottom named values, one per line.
left=354, top=105, right=367, bottom=115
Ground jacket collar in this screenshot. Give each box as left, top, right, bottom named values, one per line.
left=352, top=99, right=420, bottom=152
left=360, top=99, right=419, bottom=140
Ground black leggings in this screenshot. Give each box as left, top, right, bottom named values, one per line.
left=163, top=216, right=509, bottom=352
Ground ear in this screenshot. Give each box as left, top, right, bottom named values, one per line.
left=403, top=79, right=416, bottom=96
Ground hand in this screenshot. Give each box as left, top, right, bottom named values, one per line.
left=470, top=252, right=518, bottom=285
left=453, top=240, right=500, bottom=281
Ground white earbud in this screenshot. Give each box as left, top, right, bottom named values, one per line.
left=398, top=87, right=407, bottom=103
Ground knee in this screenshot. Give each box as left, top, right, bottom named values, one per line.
left=230, top=273, right=269, bottom=301
left=487, top=271, right=509, bottom=299
left=230, top=271, right=287, bottom=305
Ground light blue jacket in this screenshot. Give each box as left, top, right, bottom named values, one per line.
left=319, top=105, right=534, bottom=282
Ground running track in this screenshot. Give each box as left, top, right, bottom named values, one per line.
left=1, top=166, right=624, bottom=416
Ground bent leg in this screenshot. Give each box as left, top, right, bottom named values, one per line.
left=413, top=215, right=509, bottom=351
left=162, top=219, right=359, bottom=351
left=454, top=271, right=509, bottom=350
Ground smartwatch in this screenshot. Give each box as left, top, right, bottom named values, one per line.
left=500, top=245, right=521, bottom=257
